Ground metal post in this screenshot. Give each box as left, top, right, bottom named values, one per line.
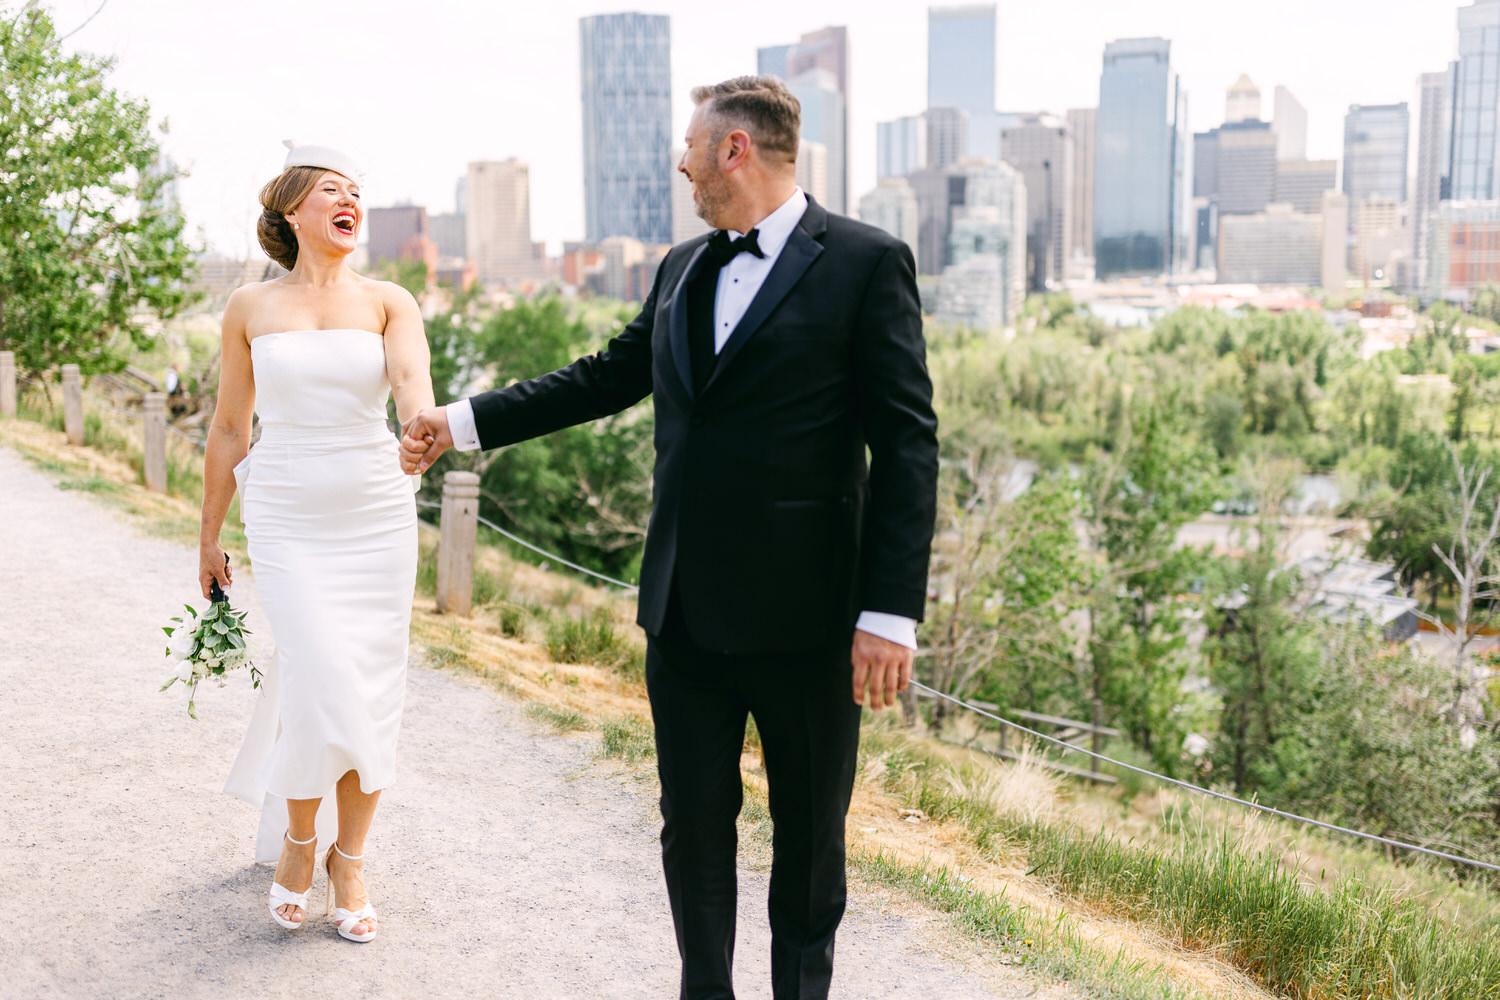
left=1091, top=697, right=1105, bottom=775
left=143, top=392, right=167, bottom=492
left=0, top=351, right=16, bottom=418
left=436, top=470, right=480, bottom=616
left=61, top=364, right=84, bottom=446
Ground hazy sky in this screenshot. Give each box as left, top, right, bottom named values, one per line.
left=47, top=0, right=1456, bottom=256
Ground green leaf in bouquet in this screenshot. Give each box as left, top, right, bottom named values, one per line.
left=188, top=698, right=198, bottom=721
left=159, top=677, right=177, bottom=692
left=184, top=604, right=197, bottom=617
left=227, top=631, right=246, bottom=650
left=212, top=620, right=229, bottom=635
left=162, top=626, right=175, bottom=636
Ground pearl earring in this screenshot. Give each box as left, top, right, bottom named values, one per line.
left=292, top=222, right=300, bottom=230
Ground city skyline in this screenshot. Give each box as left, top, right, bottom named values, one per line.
left=47, top=0, right=1453, bottom=256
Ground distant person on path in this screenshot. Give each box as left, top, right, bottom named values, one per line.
left=198, top=142, right=433, bottom=943
left=400, top=76, right=939, bottom=999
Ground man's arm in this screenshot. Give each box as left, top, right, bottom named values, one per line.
left=848, top=240, right=940, bottom=709
left=401, top=261, right=669, bottom=472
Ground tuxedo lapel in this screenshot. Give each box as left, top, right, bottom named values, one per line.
left=667, top=242, right=711, bottom=401
left=705, top=216, right=825, bottom=392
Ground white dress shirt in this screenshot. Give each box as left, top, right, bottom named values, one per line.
left=445, top=186, right=917, bottom=650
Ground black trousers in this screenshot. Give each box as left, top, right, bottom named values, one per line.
left=646, top=594, right=863, bottom=1000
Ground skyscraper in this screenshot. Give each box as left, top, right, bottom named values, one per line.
left=928, top=5, right=1000, bottom=160
left=466, top=159, right=540, bottom=286
left=1274, top=159, right=1338, bottom=214
left=1342, top=103, right=1410, bottom=223
left=580, top=13, right=672, bottom=244
left=1216, top=120, right=1277, bottom=215
left=1225, top=74, right=1260, bottom=124
left=1451, top=0, right=1500, bottom=200
left=857, top=177, right=920, bottom=251
left=366, top=205, right=430, bottom=267
left=1094, top=37, right=1190, bottom=277
left=787, top=69, right=847, bottom=213
left=1001, top=114, right=1073, bottom=289
left=1067, top=108, right=1096, bottom=276
left=795, top=140, right=831, bottom=208
left=760, top=27, right=849, bottom=214
left=924, top=107, right=969, bottom=170
left=1273, top=85, right=1308, bottom=160
left=877, top=115, right=927, bottom=180
left=937, top=160, right=1028, bottom=331
left=1414, top=70, right=1453, bottom=285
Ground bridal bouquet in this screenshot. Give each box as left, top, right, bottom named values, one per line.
left=161, top=598, right=261, bottom=719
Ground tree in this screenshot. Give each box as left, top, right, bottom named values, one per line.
left=417, top=295, right=654, bottom=580
left=919, top=440, right=1087, bottom=734
left=1204, top=460, right=1325, bottom=795
left=1422, top=446, right=1500, bottom=746
left=1081, top=401, right=1220, bottom=773
left=0, top=7, right=197, bottom=376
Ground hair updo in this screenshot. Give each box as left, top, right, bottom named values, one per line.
left=255, top=165, right=326, bottom=270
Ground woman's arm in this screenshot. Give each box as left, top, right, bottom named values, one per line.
left=381, top=282, right=433, bottom=427
left=199, top=287, right=257, bottom=598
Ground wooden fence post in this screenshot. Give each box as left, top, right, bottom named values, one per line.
left=0, top=351, right=15, bottom=418
left=143, top=392, right=167, bottom=492
left=61, top=364, right=84, bottom=446
left=436, top=470, right=480, bottom=616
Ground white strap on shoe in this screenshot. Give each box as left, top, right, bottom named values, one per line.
left=332, top=903, right=378, bottom=941
left=332, top=841, right=363, bottom=860
left=269, top=881, right=311, bottom=910
left=285, top=830, right=316, bottom=846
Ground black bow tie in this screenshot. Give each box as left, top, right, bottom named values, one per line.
left=706, top=228, right=765, bottom=266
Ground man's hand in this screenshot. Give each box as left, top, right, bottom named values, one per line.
left=850, top=629, right=913, bottom=710
left=400, top=406, right=454, bottom=474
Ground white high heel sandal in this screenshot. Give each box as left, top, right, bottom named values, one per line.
left=268, top=830, right=317, bottom=930
left=325, top=841, right=378, bottom=943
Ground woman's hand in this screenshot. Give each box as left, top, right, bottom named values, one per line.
left=199, top=542, right=232, bottom=600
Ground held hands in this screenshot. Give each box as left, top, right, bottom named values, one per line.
left=199, top=542, right=232, bottom=600
left=399, top=406, right=453, bottom=474
left=851, top=629, right=913, bottom=710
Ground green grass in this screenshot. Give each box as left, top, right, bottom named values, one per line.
left=853, top=851, right=1194, bottom=1000
left=865, top=729, right=1500, bottom=1000
left=422, top=622, right=474, bottom=670
left=525, top=701, right=589, bottom=733
left=546, top=608, right=644, bottom=681
left=599, top=715, right=655, bottom=763
left=57, top=475, right=121, bottom=493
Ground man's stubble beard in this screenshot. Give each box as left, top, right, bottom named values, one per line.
left=693, top=161, right=733, bottom=230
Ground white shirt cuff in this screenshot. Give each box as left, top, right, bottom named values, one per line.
left=855, top=611, right=918, bottom=650
left=447, top=399, right=482, bottom=452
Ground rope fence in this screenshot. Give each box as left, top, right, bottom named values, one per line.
left=910, top=679, right=1500, bottom=873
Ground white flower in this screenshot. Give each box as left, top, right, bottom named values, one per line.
left=173, top=659, right=194, bottom=682
left=167, top=627, right=196, bottom=659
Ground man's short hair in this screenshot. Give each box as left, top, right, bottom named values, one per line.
left=690, top=75, right=801, bottom=165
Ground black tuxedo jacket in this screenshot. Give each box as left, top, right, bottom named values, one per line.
left=469, top=197, right=939, bottom=654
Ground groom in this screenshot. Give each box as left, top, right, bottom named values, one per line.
left=401, top=75, right=938, bottom=1000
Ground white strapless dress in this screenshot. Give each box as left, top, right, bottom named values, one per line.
left=222, top=330, right=418, bottom=863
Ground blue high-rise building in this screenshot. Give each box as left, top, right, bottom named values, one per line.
left=1093, top=37, right=1190, bottom=278
left=580, top=13, right=672, bottom=244
left=1449, top=0, right=1500, bottom=200
left=1342, top=103, right=1409, bottom=222
left=758, top=27, right=850, bottom=214
left=927, top=5, right=1000, bottom=160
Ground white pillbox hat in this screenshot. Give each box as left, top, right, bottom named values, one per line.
left=281, top=139, right=365, bottom=186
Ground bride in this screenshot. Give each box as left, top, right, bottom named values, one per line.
left=197, top=142, right=433, bottom=942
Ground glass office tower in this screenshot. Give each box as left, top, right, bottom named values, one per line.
left=580, top=13, right=673, bottom=244
left=1094, top=37, right=1189, bottom=277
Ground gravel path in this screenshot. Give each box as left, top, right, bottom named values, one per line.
left=0, top=445, right=1028, bottom=1000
